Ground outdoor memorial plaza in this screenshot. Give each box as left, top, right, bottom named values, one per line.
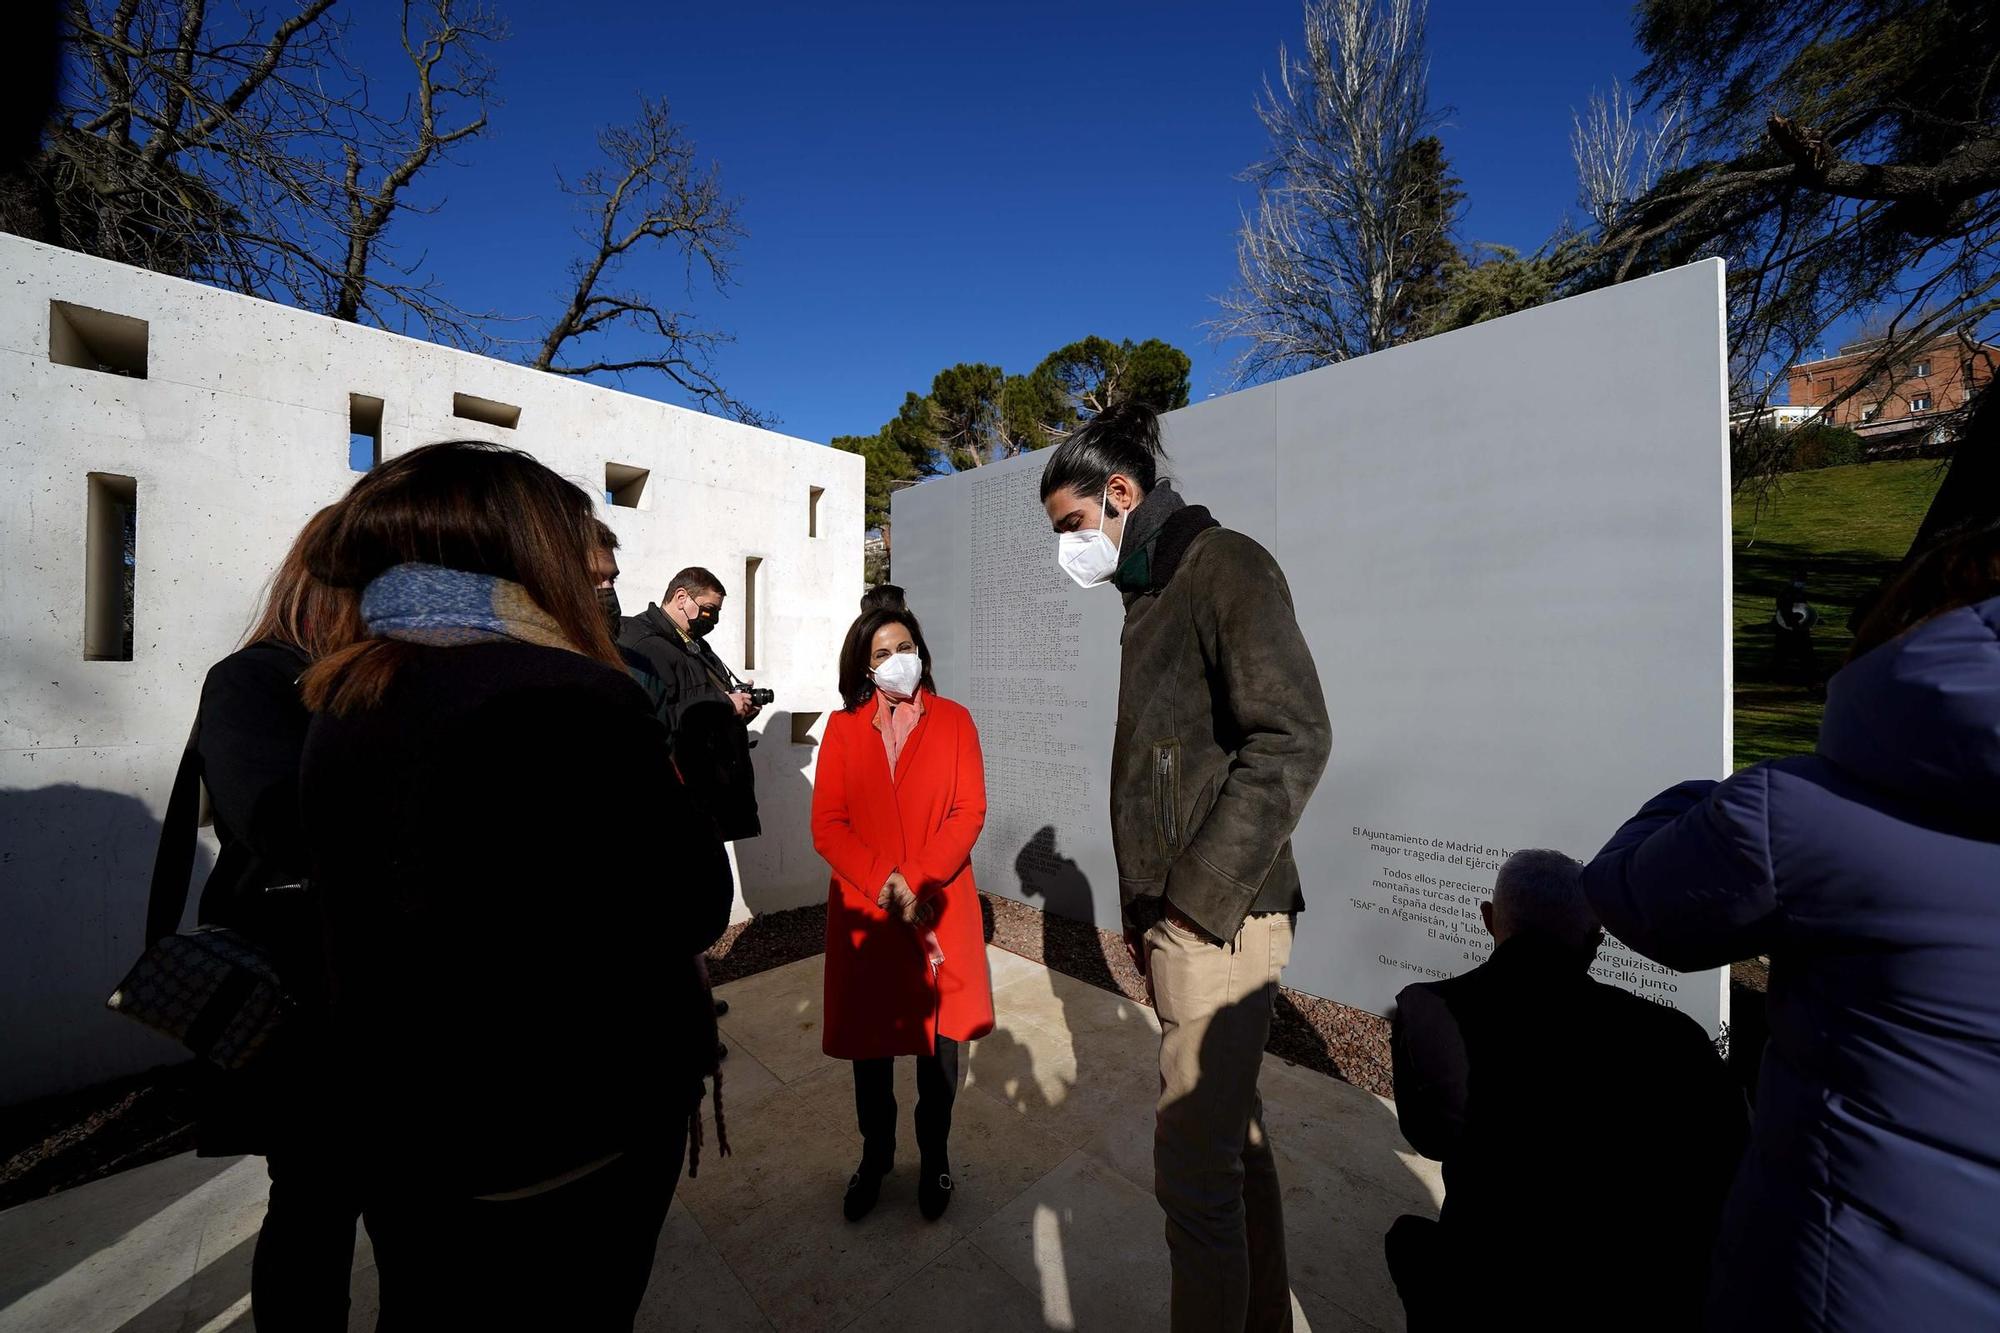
left=0, top=224, right=1717, bottom=1333
left=0, top=947, right=1439, bottom=1333
left=10, top=2, right=1997, bottom=1324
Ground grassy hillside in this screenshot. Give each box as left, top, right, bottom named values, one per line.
left=1733, top=459, right=1947, bottom=767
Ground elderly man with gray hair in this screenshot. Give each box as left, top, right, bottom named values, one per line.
left=1384, top=849, right=1746, bottom=1332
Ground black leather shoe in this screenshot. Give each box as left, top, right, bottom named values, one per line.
left=716, top=1040, right=729, bottom=1063
left=714, top=998, right=729, bottom=1018
left=918, top=1165, right=954, bottom=1221
left=843, top=1162, right=889, bottom=1222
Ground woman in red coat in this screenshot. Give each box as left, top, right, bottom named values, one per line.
left=813, top=601, right=993, bottom=1223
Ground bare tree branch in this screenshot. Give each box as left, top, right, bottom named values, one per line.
left=531, top=96, right=767, bottom=426
left=7, top=0, right=499, bottom=348
left=332, top=0, right=499, bottom=322
left=145, top=0, right=340, bottom=165
left=1571, top=78, right=1686, bottom=231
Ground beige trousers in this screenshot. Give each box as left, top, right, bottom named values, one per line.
left=1146, top=910, right=1295, bottom=1333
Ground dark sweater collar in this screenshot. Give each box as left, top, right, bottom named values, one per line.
left=1114, top=482, right=1218, bottom=594
left=1120, top=481, right=1185, bottom=562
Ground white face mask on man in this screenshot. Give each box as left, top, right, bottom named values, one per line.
left=1056, top=490, right=1121, bottom=589
left=872, top=650, right=924, bottom=699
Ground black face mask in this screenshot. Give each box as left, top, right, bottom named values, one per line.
left=596, top=586, right=622, bottom=639
left=687, top=607, right=718, bottom=639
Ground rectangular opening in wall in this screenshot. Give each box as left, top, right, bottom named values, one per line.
left=743, top=556, right=762, bottom=670
left=50, top=302, right=148, bottom=378
left=809, top=486, right=824, bottom=538
left=606, top=462, right=650, bottom=508
left=790, top=711, right=822, bottom=746
left=349, top=394, right=384, bottom=472
left=85, top=472, right=137, bottom=661
left=452, top=392, right=520, bottom=429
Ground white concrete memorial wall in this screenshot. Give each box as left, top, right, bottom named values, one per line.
left=0, top=234, right=862, bottom=1104
left=893, top=259, right=1732, bottom=1033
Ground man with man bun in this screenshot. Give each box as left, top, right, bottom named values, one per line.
left=1040, top=400, right=1331, bottom=1333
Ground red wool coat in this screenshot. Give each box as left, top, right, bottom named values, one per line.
left=813, top=692, right=994, bottom=1060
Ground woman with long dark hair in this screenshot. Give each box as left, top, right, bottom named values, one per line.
left=813, top=602, right=993, bottom=1223
left=185, top=504, right=363, bottom=1332
left=299, top=441, right=732, bottom=1329
left=1582, top=518, right=2000, bottom=1330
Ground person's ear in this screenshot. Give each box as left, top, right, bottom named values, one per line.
left=1480, top=901, right=1496, bottom=937
left=1105, top=472, right=1138, bottom=515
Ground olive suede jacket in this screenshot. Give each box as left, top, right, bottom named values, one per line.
left=1113, top=509, right=1332, bottom=941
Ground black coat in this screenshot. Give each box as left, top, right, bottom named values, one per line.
left=617, top=605, right=761, bottom=841
left=184, top=639, right=334, bottom=1157
left=300, top=640, right=733, bottom=1197
left=1392, top=936, right=1748, bottom=1330
left=193, top=639, right=313, bottom=937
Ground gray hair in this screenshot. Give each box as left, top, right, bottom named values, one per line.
left=1492, top=849, right=1601, bottom=952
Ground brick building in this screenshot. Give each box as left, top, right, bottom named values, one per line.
left=1785, top=330, right=1999, bottom=440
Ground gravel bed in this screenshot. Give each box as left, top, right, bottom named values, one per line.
left=0, top=1065, right=200, bottom=1212
left=705, top=903, right=828, bottom=987
left=980, top=893, right=1396, bottom=1097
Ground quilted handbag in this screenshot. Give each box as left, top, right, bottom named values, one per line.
left=107, top=925, right=291, bottom=1070
left=105, top=721, right=294, bottom=1070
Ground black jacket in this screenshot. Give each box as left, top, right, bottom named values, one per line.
left=1392, top=936, right=1748, bottom=1330
left=186, top=639, right=323, bottom=1156
left=618, top=605, right=761, bottom=841
left=617, top=606, right=733, bottom=732
left=193, top=639, right=313, bottom=937
left=1112, top=499, right=1332, bottom=940
left=300, top=641, right=733, bottom=1196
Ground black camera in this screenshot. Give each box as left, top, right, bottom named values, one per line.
left=728, top=672, right=775, bottom=709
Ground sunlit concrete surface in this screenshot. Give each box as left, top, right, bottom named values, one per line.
left=0, top=948, right=1441, bottom=1331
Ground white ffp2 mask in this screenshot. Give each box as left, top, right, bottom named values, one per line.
left=872, top=650, right=924, bottom=699
left=1056, top=492, right=1120, bottom=588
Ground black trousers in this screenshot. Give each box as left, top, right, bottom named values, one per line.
left=1385, top=1214, right=1466, bottom=1333
left=362, top=1131, right=686, bottom=1333
left=252, top=1150, right=364, bottom=1333
left=853, top=1035, right=960, bottom=1169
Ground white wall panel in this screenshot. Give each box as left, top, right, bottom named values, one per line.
left=895, top=259, right=1732, bottom=1034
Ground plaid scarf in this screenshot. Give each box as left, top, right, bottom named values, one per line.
left=361, top=563, right=577, bottom=652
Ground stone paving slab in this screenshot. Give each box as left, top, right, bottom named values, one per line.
left=0, top=946, right=1440, bottom=1331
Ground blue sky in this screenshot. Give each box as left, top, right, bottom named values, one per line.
left=349, top=1, right=1649, bottom=446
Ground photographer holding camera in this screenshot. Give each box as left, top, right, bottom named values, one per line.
left=618, top=566, right=765, bottom=842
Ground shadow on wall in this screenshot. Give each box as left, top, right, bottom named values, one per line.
left=1015, top=825, right=1117, bottom=991
left=731, top=710, right=822, bottom=916
left=0, top=783, right=211, bottom=1106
